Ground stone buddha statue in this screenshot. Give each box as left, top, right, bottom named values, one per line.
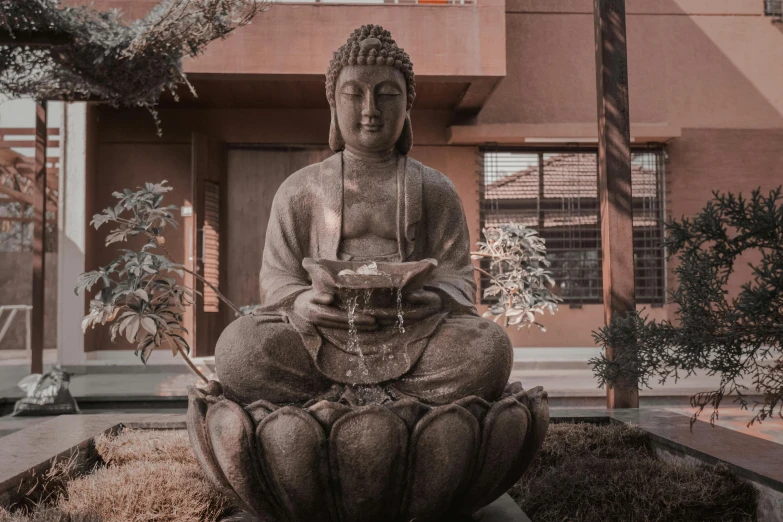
left=216, top=24, right=513, bottom=406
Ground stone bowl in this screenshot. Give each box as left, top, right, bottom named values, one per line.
left=303, top=258, right=438, bottom=291
left=302, top=258, right=437, bottom=310
left=187, top=382, right=549, bottom=522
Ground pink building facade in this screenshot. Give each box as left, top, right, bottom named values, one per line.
left=20, top=0, right=783, bottom=364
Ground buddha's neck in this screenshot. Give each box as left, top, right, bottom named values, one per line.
left=343, top=147, right=398, bottom=173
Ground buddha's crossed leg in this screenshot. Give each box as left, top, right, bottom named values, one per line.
left=215, top=315, right=513, bottom=406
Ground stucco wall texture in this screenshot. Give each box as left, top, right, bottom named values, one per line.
left=77, top=0, right=782, bottom=351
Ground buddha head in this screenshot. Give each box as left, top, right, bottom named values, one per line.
left=326, top=24, right=416, bottom=155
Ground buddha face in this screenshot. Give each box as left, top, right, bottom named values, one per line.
left=334, top=65, right=408, bottom=154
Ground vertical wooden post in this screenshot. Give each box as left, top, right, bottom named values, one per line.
left=594, top=0, right=639, bottom=408
left=31, top=100, right=48, bottom=375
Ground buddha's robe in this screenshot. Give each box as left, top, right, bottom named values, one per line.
left=215, top=152, right=512, bottom=405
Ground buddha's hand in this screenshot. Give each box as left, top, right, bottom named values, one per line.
left=402, top=289, right=443, bottom=324
left=293, top=289, right=377, bottom=330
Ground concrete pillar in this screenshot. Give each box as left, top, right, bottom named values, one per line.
left=57, top=103, right=87, bottom=368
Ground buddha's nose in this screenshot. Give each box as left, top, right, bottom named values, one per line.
left=362, top=94, right=380, bottom=119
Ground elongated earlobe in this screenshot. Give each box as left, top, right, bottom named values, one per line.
left=329, top=108, right=345, bottom=152
left=396, top=113, right=413, bottom=155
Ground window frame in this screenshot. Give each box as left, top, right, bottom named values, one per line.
left=478, top=145, right=667, bottom=307
left=765, top=0, right=782, bottom=16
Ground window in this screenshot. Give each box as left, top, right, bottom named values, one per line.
left=766, top=0, right=782, bottom=16
left=480, top=149, right=666, bottom=306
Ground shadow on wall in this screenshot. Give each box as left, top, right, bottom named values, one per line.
left=479, top=0, right=783, bottom=128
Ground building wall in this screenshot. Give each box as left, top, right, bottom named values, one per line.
left=83, top=0, right=783, bottom=350
left=470, top=0, right=783, bottom=347
left=88, top=108, right=478, bottom=350
left=666, top=128, right=783, bottom=312
left=67, top=0, right=506, bottom=79
left=484, top=0, right=783, bottom=129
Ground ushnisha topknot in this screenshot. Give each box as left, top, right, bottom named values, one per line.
left=326, top=24, right=416, bottom=110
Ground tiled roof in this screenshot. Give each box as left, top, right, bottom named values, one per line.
left=484, top=213, right=657, bottom=228
left=483, top=154, right=660, bottom=229
left=485, top=154, right=659, bottom=200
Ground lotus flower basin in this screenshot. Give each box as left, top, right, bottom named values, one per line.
left=187, top=382, right=549, bottom=522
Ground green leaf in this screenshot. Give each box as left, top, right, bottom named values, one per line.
left=75, top=271, right=103, bottom=295
left=137, top=336, right=155, bottom=364
left=125, top=316, right=140, bottom=343
left=140, top=316, right=157, bottom=335
left=105, top=229, right=129, bottom=245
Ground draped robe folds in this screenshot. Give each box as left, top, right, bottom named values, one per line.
left=254, top=151, right=479, bottom=385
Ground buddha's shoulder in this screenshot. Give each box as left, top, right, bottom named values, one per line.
left=407, top=156, right=459, bottom=195
left=274, top=161, right=323, bottom=200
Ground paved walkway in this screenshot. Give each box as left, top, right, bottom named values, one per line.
left=0, top=349, right=781, bottom=444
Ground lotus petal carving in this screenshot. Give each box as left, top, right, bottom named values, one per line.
left=187, top=382, right=549, bottom=522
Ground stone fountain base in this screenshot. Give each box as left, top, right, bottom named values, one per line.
left=473, top=494, right=532, bottom=522
left=187, top=381, right=548, bottom=522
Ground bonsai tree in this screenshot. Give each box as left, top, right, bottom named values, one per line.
left=471, top=224, right=561, bottom=331
left=590, top=187, right=783, bottom=426
left=76, top=181, right=240, bottom=382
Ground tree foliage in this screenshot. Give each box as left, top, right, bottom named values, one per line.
left=590, top=187, right=783, bottom=426
left=0, top=0, right=266, bottom=131
left=472, top=224, right=561, bottom=331
left=76, top=181, right=195, bottom=366
left=76, top=182, right=243, bottom=380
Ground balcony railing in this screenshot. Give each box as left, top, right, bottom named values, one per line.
left=274, top=0, right=475, bottom=4
left=765, top=0, right=782, bottom=18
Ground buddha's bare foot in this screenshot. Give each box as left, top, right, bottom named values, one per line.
left=339, top=384, right=395, bottom=406
left=302, top=384, right=344, bottom=408
left=384, top=384, right=419, bottom=402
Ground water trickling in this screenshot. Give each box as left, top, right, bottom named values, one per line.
left=395, top=287, right=405, bottom=334
left=345, top=292, right=369, bottom=378
left=336, top=260, right=410, bottom=379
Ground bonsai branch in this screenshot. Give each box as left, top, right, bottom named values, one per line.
left=153, top=236, right=241, bottom=316
left=166, top=335, right=208, bottom=383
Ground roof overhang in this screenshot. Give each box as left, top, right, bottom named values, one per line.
left=447, top=123, right=683, bottom=145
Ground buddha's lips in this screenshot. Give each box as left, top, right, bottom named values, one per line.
left=361, top=123, right=383, bottom=131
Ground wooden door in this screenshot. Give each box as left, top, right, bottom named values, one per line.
left=190, top=133, right=227, bottom=357
left=225, top=147, right=331, bottom=316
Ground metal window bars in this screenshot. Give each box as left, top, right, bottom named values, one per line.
left=765, top=0, right=782, bottom=18
left=479, top=148, right=666, bottom=306
left=273, top=1, right=475, bottom=5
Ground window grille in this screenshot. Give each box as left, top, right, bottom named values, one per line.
left=274, top=0, right=475, bottom=4
left=765, top=0, right=782, bottom=17
left=479, top=148, right=666, bottom=306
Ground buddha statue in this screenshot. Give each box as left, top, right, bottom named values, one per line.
left=215, top=24, right=513, bottom=406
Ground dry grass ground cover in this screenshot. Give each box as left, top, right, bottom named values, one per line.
left=509, top=422, right=758, bottom=522
left=0, top=430, right=231, bottom=522
left=1, top=423, right=758, bottom=522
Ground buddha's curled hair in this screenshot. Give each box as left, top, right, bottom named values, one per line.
left=326, top=24, right=416, bottom=110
